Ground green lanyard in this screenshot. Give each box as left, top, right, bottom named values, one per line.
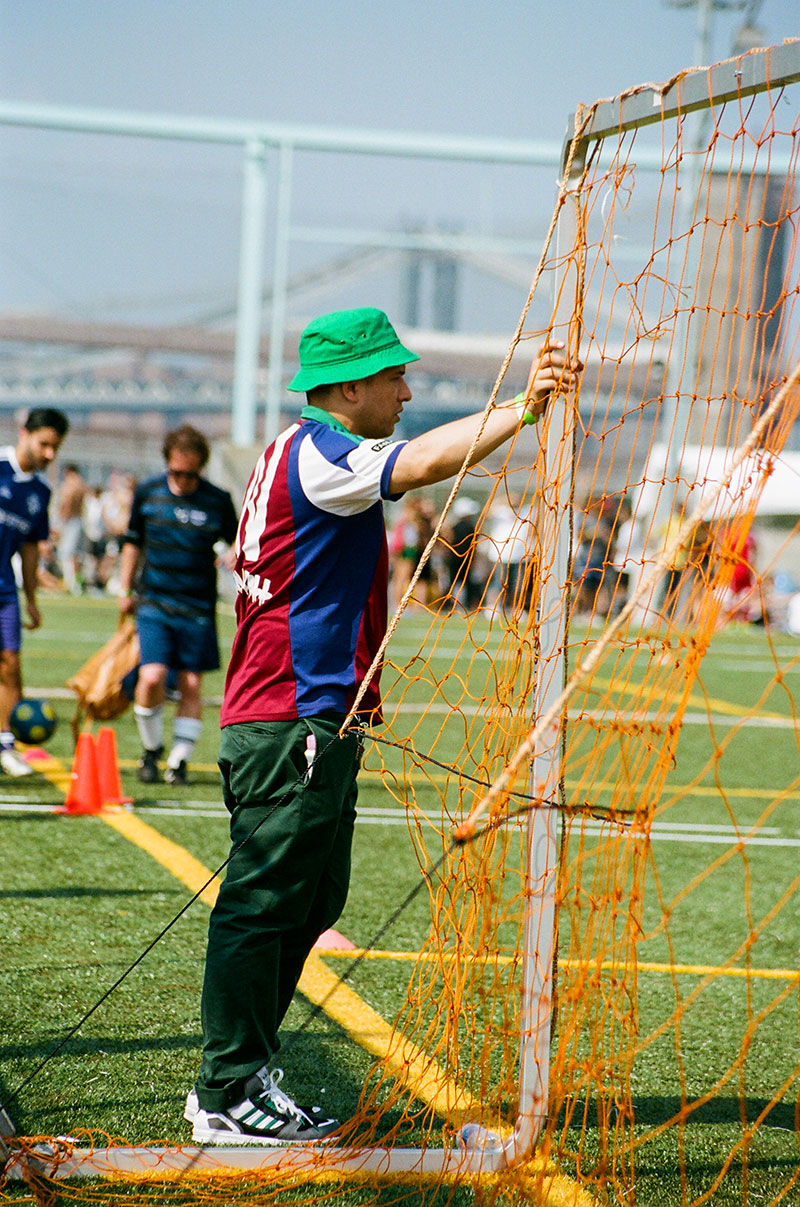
left=300, top=405, right=364, bottom=442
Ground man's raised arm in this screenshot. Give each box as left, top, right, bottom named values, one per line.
left=389, top=341, right=579, bottom=493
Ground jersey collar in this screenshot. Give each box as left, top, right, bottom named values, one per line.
left=300, top=405, right=364, bottom=443
left=1, top=446, right=34, bottom=481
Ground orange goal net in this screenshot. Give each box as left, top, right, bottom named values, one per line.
left=6, top=39, right=800, bottom=1207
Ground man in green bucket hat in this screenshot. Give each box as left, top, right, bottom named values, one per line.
left=188, top=307, right=579, bottom=1146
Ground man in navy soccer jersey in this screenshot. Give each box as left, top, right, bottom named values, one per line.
left=117, top=424, right=238, bottom=787
left=0, top=408, right=69, bottom=777
left=188, top=307, right=578, bottom=1146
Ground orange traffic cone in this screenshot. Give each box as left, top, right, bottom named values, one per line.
left=96, top=727, right=132, bottom=806
left=56, top=732, right=103, bottom=815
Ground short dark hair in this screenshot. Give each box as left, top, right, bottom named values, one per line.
left=24, top=408, right=69, bottom=438
left=306, top=382, right=336, bottom=405
left=162, top=424, right=210, bottom=469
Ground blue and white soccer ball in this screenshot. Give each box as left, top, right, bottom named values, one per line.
left=10, top=698, right=58, bottom=745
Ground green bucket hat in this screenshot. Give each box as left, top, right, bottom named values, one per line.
left=287, top=307, right=419, bottom=392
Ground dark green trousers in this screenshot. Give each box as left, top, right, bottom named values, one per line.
left=196, top=715, right=361, bottom=1112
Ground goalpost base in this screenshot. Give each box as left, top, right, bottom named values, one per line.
left=5, top=1139, right=509, bottom=1180
left=4, top=1136, right=598, bottom=1207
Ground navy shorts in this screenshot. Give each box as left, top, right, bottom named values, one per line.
left=136, top=605, right=220, bottom=674
left=0, top=596, right=21, bottom=653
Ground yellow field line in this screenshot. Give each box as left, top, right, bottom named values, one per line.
left=38, top=750, right=480, bottom=1121
left=39, top=742, right=792, bottom=992
left=28, top=749, right=73, bottom=792
left=315, top=947, right=800, bottom=983
left=100, top=809, right=222, bottom=908
left=588, top=671, right=786, bottom=723
left=42, top=742, right=797, bottom=1128
left=31, top=756, right=588, bottom=1199
left=633, top=959, right=799, bottom=982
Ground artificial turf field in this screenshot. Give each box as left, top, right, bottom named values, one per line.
left=2, top=592, right=800, bottom=1205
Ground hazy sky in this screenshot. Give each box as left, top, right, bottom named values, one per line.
left=1, top=1, right=798, bottom=329
left=5, top=1, right=798, bottom=137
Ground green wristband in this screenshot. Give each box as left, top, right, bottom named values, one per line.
left=514, top=392, right=540, bottom=425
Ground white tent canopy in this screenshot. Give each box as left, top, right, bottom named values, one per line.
left=638, top=444, right=800, bottom=520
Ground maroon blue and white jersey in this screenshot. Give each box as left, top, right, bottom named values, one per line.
left=221, top=412, right=406, bottom=725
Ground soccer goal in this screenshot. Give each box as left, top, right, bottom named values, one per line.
left=7, top=38, right=800, bottom=1207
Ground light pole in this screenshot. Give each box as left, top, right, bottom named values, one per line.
left=643, top=0, right=753, bottom=615
left=658, top=0, right=767, bottom=456
left=662, top=0, right=766, bottom=65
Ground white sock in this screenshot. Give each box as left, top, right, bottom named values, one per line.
left=0, top=730, right=14, bottom=751
left=168, top=716, right=202, bottom=768
left=134, top=704, right=164, bottom=752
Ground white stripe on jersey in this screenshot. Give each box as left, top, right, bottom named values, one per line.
left=238, top=424, right=300, bottom=562
left=297, top=431, right=405, bottom=516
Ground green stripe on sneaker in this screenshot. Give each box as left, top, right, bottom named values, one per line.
left=234, top=1105, right=277, bottom=1130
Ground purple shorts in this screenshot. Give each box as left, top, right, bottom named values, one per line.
left=0, top=595, right=22, bottom=653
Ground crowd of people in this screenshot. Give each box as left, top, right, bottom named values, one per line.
left=37, top=450, right=770, bottom=635
left=569, top=491, right=765, bottom=627
left=31, top=441, right=775, bottom=645
left=43, top=466, right=136, bottom=596
left=42, top=456, right=534, bottom=622
left=386, top=491, right=540, bottom=618
left=1, top=421, right=238, bottom=791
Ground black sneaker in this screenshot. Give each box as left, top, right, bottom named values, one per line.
left=137, top=746, right=163, bottom=784
left=191, top=1067, right=339, bottom=1146
left=164, top=760, right=188, bottom=786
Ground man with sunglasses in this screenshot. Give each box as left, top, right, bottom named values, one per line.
left=118, top=424, right=238, bottom=786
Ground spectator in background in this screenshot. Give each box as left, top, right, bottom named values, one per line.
left=657, top=500, right=689, bottom=617
left=605, top=495, right=634, bottom=617
left=414, top=496, right=437, bottom=603
left=717, top=520, right=759, bottom=624
left=100, top=470, right=135, bottom=594
left=388, top=494, right=435, bottom=609
left=487, top=493, right=532, bottom=618
left=725, top=520, right=756, bottom=599
left=572, top=495, right=618, bottom=618
left=117, top=425, right=238, bottom=786
left=0, top=408, right=69, bottom=776
left=56, top=463, right=88, bottom=594
left=37, top=539, right=68, bottom=594
left=659, top=505, right=715, bottom=622
left=82, top=486, right=108, bottom=594
left=442, top=497, right=483, bottom=612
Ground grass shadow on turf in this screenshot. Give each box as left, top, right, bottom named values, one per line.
left=0, top=887, right=184, bottom=901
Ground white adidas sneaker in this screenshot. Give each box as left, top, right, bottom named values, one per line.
left=190, top=1067, right=339, bottom=1146
left=184, top=1087, right=199, bottom=1123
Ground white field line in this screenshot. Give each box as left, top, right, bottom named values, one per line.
left=7, top=799, right=800, bottom=846
left=717, top=660, right=800, bottom=673
left=381, top=637, right=800, bottom=656
left=363, top=814, right=800, bottom=847
left=383, top=640, right=800, bottom=660
left=382, top=703, right=797, bottom=728
left=34, top=689, right=800, bottom=727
